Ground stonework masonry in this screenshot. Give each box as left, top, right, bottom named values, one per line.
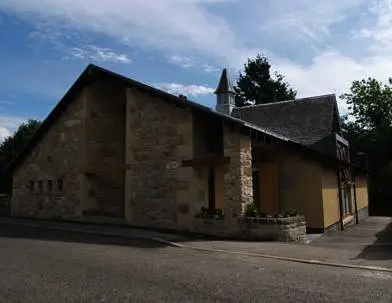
left=125, top=88, right=196, bottom=230
left=194, top=216, right=307, bottom=242
left=10, top=76, right=307, bottom=242
left=11, top=89, right=85, bottom=219
left=222, top=125, right=253, bottom=223
left=83, top=80, right=126, bottom=217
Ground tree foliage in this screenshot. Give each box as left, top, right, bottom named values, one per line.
left=340, top=78, right=392, bottom=215
left=234, top=54, right=297, bottom=106
left=0, top=119, right=41, bottom=193
left=341, top=78, right=392, bottom=131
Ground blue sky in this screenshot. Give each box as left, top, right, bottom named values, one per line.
left=1, top=0, right=392, bottom=141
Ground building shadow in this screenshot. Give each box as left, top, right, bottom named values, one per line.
left=0, top=224, right=171, bottom=249
left=355, top=221, right=392, bottom=261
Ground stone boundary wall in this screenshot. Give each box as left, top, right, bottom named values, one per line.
left=193, top=215, right=307, bottom=242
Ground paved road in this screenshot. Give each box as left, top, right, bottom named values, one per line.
left=0, top=226, right=392, bottom=302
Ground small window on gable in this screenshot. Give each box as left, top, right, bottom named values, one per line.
left=29, top=181, right=34, bottom=192
left=38, top=181, right=43, bottom=193
left=47, top=180, right=53, bottom=192
left=57, top=179, right=64, bottom=192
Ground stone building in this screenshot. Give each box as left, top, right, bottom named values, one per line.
left=5, top=64, right=369, bottom=240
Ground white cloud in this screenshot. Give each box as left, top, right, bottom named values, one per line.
left=258, top=0, right=365, bottom=41
left=154, top=83, right=214, bottom=97
left=0, top=128, right=11, bottom=143
left=203, top=64, right=220, bottom=73
left=3, top=0, right=392, bottom=119
left=0, top=0, right=242, bottom=66
left=67, top=45, right=132, bottom=64
left=168, top=55, right=220, bottom=73
left=28, top=22, right=132, bottom=64
left=0, top=116, right=25, bottom=143
left=169, top=55, right=194, bottom=68
left=350, top=0, right=392, bottom=54
left=273, top=51, right=392, bottom=115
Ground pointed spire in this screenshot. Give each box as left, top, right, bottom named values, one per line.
left=215, top=68, right=236, bottom=115
left=214, top=68, right=235, bottom=94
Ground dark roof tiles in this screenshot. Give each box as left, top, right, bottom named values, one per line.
left=232, top=94, right=339, bottom=146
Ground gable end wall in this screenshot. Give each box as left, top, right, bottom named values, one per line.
left=11, top=89, right=85, bottom=219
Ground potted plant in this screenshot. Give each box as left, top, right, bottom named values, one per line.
left=245, top=202, right=259, bottom=217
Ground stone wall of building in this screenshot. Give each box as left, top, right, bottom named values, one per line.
left=125, top=88, right=195, bottom=229
left=223, top=126, right=253, bottom=222
left=11, top=88, right=85, bottom=219
left=83, top=79, right=126, bottom=217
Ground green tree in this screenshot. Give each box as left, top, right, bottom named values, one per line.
left=340, top=78, right=392, bottom=215
left=234, top=54, right=297, bottom=106
left=341, top=78, right=392, bottom=131
left=0, top=119, right=41, bottom=193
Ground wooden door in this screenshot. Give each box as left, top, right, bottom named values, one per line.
left=258, top=163, right=278, bottom=215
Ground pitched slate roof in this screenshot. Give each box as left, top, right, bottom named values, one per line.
left=232, top=94, right=341, bottom=146
left=3, top=64, right=291, bottom=175
left=3, top=64, right=349, bottom=177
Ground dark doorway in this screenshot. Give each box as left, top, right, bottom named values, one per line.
left=252, top=169, right=260, bottom=211
left=208, top=167, right=215, bottom=209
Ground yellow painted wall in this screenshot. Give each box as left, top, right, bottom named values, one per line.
left=355, top=174, right=368, bottom=210
left=321, top=167, right=340, bottom=228
left=258, top=163, right=278, bottom=215
left=279, top=154, right=323, bottom=229
left=254, top=149, right=324, bottom=229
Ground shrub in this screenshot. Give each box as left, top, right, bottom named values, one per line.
left=284, top=208, right=299, bottom=217
left=197, top=207, right=225, bottom=219
left=245, top=202, right=259, bottom=217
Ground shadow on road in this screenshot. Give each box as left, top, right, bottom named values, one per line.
left=0, top=224, right=171, bottom=249
left=355, top=222, right=392, bottom=261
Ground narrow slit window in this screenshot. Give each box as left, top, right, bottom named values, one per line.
left=57, top=179, right=64, bottom=192
left=29, top=181, right=34, bottom=192
left=47, top=180, right=53, bottom=192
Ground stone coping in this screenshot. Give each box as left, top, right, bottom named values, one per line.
left=195, top=214, right=306, bottom=225
left=194, top=214, right=225, bottom=221
left=239, top=215, right=306, bottom=225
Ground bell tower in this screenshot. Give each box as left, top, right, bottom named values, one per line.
left=215, top=68, right=235, bottom=115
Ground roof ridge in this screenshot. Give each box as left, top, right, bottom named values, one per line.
left=293, top=93, right=336, bottom=102
left=234, top=93, right=336, bottom=109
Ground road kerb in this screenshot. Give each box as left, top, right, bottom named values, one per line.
left=182, top=245, right=392, bottom=273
